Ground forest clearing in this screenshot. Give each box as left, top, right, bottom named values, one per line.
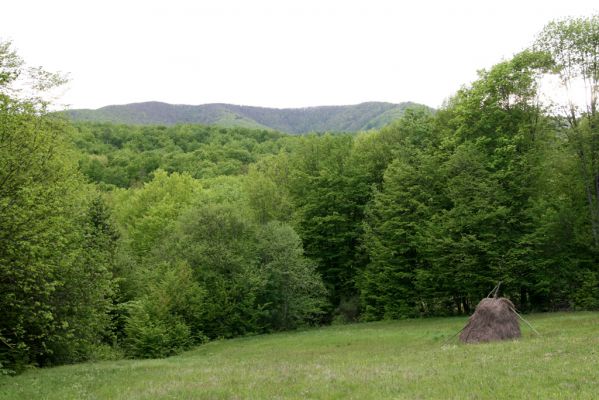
left=2, top=4, right=599, bottom=399
left=2, top=312, right=598, bottom=399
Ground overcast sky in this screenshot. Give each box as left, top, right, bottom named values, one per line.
left=1, top=0, right=596, bottom=110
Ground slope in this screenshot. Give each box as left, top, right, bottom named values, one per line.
left=2, top=312, right=598, bottom=399
left=65, top=101, right=430, bottom=133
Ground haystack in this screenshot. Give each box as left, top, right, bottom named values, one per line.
left=459, top=297, right=520, bottom=344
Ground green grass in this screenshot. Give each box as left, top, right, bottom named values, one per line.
left=1, top=312, right=599, bottom=399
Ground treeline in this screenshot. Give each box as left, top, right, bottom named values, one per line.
left=1, top=16, right=599, bottom=373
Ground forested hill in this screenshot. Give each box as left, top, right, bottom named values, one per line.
left=64, top=101, right=428, bottom=133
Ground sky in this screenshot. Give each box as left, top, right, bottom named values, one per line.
left=1, top=0, right=597, bottom=110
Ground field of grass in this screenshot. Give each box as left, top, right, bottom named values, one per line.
left=1, top=312, right=598, bottom=399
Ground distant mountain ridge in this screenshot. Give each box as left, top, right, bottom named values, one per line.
left=65, top=101, right=430, bottom=134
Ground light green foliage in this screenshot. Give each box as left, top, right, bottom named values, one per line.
left=256, top=222, right=327, bottom=329
left=109, top=169, right=325, bottom=353
left=0, top=42, right=115, bottom=370
left=243, top=165, right=293, bottom=224
left=348, top=122, right=406, bottom=189
left=158, top=201, right=326, bottom=338
left=111, top=170, right=202, bottom=259
left=535, top=15, right=598, bottom=111
left=123, top=262, right=205, bottom=358
left=73, top=123, right=286, bottom=188
left=535, top=15, right=599, bottom=244
left=2, top=312, right=599, bottom=399
left=0, top=42, right=20, bottom=87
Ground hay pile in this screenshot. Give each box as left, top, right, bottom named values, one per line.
left=459, top=297, right=520, bottom=344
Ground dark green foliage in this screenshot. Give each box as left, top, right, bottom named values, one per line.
left=359, top=44, right=599, bottom=318
left=359, top=112, right=443, bottom=319
left=269, top=109, right=437, bottom=315
left=265, top=134, right=370, bottom=312
left=123, top=306, right=191, bottom=359
left=64, top=101, right=429, bottom=134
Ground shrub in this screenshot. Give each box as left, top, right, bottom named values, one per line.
left=123, top=301, right=191, bottom=359
left=122, top=261, right=205, bottom=358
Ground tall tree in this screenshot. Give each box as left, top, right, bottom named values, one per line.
left=359, top=111, right=444, bottom=319
left=0, top=42, right=114, bottom=369
left=283, top=135, right=365, bottom=312
left=430, top=51, right=553, bottom=310
left=360, top=51, right=554, bottom=317
left=535, top=15, right=599, bottom=245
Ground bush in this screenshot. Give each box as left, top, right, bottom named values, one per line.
left=332, top=296, right=360, bottom=324
left=256, top=222, right=328, bottom=330
left=122, top=261, right=205, bottom=358
left=573, top=270, right=599, bottom=310
left=123, top=302, right=191, bottom=358
left=0, top=360, right=15, bottom=376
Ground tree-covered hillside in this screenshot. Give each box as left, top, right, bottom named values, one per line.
left=65, top=101, right=427, bottom=133
left=72, top=123, right=287, bottom=188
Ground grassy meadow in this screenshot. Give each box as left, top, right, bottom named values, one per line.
left=1, top=312, right=598, bottom=399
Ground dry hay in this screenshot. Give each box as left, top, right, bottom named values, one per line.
left=459, top=297, right=521, bottom=344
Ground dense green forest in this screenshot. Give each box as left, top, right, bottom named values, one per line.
left=1, top=15, right=598, bottom=373
left=65, top=101, right=425, bottom=133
